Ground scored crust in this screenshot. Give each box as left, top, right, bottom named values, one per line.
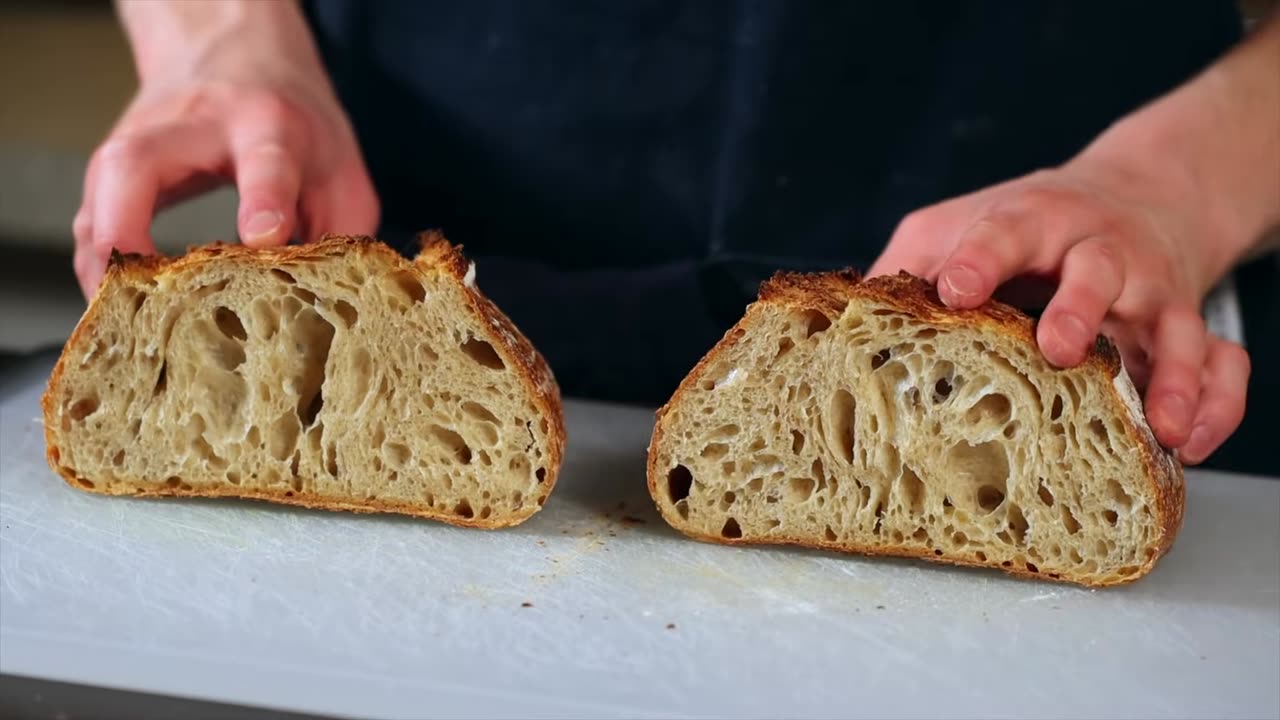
left=42, top=232, right=566, bottom=529
left=647, top=269, right=1184, bottom=586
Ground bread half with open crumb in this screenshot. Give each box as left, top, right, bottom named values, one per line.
left=43, top=233, right=565, bottom=528
left=647, top=270, right=1183, bottom=586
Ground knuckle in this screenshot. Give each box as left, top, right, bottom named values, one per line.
left=97, top=134, right=149, bottom=166
left=892, top=209, right=935, bottom=240
left=72, top=210, right=92, bottom=239
left=247, top=92, right=303, bottom=130
left=1222, top=342, right=1251, bottom=377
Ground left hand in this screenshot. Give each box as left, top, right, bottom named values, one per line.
left=868, top=160, right=1250, bottom=465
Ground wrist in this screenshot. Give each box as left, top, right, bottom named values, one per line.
left=117, top=0, right=318, bottom=86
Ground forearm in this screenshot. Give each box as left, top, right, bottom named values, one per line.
left=1075, top=12, right=1280, bottom=285
left=115, top=0, right=323, bottom=84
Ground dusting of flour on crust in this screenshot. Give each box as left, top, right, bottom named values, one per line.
left=463, top=262, right=476, bottom=288
left=716, top=368, right=745, bottom=389
left=1112, top=357, right=1181, bottom=488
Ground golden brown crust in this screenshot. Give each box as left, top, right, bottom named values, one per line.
left=43, top=233, right=564, bottom=529
left=648, top=269, right=1184, bottom=587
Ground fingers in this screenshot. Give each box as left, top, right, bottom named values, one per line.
left=1179, top=338, right=1250, bottom=465
left=869, top=193, right=986, bottom=278
left=1143, top=306, right=1208, bottom=448
left=297, top=162, right=381, bottom=243
left=231, top=131, right=304, bottom=248
left=1036, top=237, right=1125, bottom=367
left=75, top=126, right=215, bottom=297
left=869, top=210, right=951, bottom=279
left=935, top=211, right=1042, bottom=309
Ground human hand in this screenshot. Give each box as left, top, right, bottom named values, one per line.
left=869, top=159, right=1250, bottom=465
left=75, top=1, right=378, bottom=298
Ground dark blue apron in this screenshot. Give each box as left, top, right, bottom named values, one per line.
left=302, top=0, right=1241, bottom=404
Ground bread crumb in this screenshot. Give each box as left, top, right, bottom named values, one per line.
left=521, top=602, right=533, bottom=608
left=621, top=515, right=646, bottom=525
left=666, top=623, right=676, bottom=630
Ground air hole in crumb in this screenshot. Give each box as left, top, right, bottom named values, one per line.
left=291, top=286, right=318, bottom=305
left=976, top=485, right=1005, bottom=513
left=785, top=477, right=816, bottom=503
left=802, top=310, right=832, bottom=338
left=966, top=393, right=1012, bottom=426
left=1062, top=505, right=1082, bottom=535
left=479, top=506, right=492, bottom=520
left=1050, top=394, right=1064, bottom=420
left=871, top=349, right=890, bottom=369
left=333, top=300, right=359, bottom=327
left=974, top=551, right=987, bottom=562
left=934, top=377, right=953, bottom=401
left=721, top=518, right=742, bottom=539
left=536, top=467, right=547, bottom=483
left=271, top=269, right=297, bottom=284
left=746, top=477, right=763, bottom=493
left=386, top=442, right=411, bottom=469
left=213, top=306, right=248, bottom=341
left=461, top=338, right=505, bottom=370
left=111, top=449, right=126, bottom=467
left=824, top=526, right=837, bottom=542
left=1106, top=478, right=1133, bottom=510
left=429, top=425, right=472, bottom=464
left=791, top=430, right=806, bottom=454
left=389, top=270, right=426, bottom=303
left=226, top=471, right=241, bottom=485
left=463, top=401, right=500, bottom=425
left=667, top=465, right=693, bottom=503
left=76, top=478, right=95, bottom=489
left=830, top=389, right=856, bottom=464
left=701, top=443, right=729, bottom=460
left=1025, top=562, right=1039, bottom=573
left=897, top=466, right=925, bottom=514
left=68, top=397, right=99, bottom=421
left=933, top=549, right=943, bottom=556
left=152, top=361, right=167, bottom=394
left=164, top=477, right=181, bottom=488
left=775, top=337, right=795, bottom=360
left=1007, top=504, right=1029, bottom=544
left=1103, top=509, right=1119, bottom=526
left=1037, top=480, right=1054, bottom=506
left=710, top=423, right=740, bottom=439
left=455, top=499, right=475, bottom=519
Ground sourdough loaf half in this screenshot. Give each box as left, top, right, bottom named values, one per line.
left=647, top=270, right=1183, bottom=586
left=43, top=233, right=565, bottom=528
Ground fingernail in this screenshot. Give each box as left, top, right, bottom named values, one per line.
left=244, top=210, right=283, bottom=241
left=1161, top=394, right=1191, bottom=433
left=942, top=266, right=982, bottom=299
left=1183, top=425, right=1212, bottom=462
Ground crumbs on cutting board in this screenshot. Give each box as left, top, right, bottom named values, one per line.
left=521, top=602, right=534, bottom=608
left=666, top=623, right=676, bottom=630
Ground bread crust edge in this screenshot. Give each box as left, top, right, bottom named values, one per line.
left=647, top=270, right=1185, bottom=587
left=42, top=233, right=565, bottom=529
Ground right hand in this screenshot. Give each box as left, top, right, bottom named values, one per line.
left=75, top=1, right=378, bottom=299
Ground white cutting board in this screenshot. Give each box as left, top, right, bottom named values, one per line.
left=1, top=353, right=1278, bottom=720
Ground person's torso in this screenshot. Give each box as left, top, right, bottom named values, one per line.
left=303, top=0, right=1241, bottom=403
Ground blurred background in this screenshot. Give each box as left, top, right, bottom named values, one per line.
left=0, top=0, right=1276, bottom=474
left=0, top=0, right=238, bottom=353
